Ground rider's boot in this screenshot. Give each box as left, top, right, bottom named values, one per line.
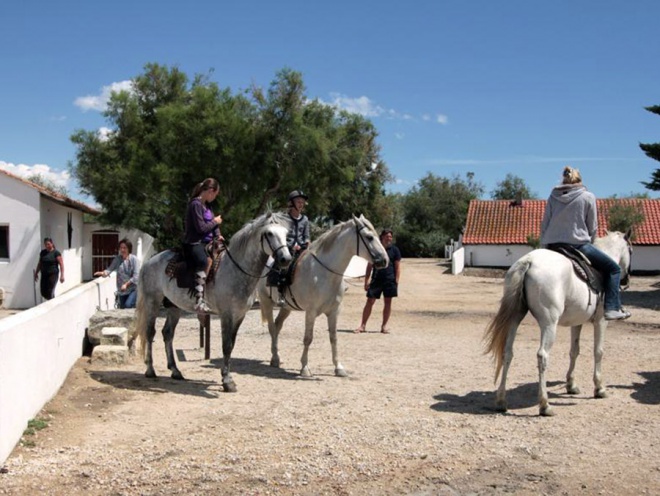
left=194, top=271, right=212, bottom=315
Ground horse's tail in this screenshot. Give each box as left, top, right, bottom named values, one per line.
left=483, top=256, right=531, bottom=382
left=134, top=269, right=148, bottom=361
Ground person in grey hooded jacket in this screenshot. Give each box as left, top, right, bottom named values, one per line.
left=540, top=166, right=630, bottom=321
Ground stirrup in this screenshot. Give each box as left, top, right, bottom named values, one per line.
left=195, top=299, right=212, bottom=314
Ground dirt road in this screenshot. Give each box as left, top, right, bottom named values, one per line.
left=2, top=259, right=659, bottom=495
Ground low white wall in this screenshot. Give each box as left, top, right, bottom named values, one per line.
left=451, top=247, right=465, bottom=274
left=0, top=276, right=117, bottom=464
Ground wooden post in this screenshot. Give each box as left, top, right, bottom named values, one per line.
left=198, top=314, right=211, bottom=360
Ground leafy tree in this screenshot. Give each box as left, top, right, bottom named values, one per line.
left=396, top=172, right=484, bottom=256
left=603, top=200, right=645, bottom=239
left=526, top=233, right=540, bottom=249
left=639, top=105, right=660, bottom=191
left=70, top=64, right=390, bottom=248
left=27, top=173, right=68, bottom=196
left=491, top=173, right=537, bottom=200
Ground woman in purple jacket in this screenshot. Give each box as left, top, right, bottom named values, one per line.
left=183, top=178, right=223, bottom=314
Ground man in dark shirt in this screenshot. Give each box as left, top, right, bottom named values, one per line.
left=354, top=229, right=402, bottom=334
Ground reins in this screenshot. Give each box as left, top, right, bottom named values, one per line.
left=310, top=221, right=381, bottom=277
left=224, top=231, right=288, bottom=279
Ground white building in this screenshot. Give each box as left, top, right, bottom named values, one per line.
left=0, top=169, right=155, bottom=309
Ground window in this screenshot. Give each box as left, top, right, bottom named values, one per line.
left=0, top=225, right=8, bottom=260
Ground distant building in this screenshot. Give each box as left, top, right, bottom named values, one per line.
left=461, top=198, right=660, bottom=273
left=0, top=169, right=154, bottom=309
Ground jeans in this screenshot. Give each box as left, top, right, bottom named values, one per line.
left=577, top=243, right=621, bottom=311
left=118, top=290, right=137, bottom=309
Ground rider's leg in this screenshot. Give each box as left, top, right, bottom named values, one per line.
left=578, top=243, right=629, bottom=319
left=190, top=244, right=212, bottom=314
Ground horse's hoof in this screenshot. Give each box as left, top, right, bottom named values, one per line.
left=145, top=368, right=157, bottom=379
left=335, top=367, right=348, bottom=378
left=540, top=406, right=556, bottom=417
left=223, top=381, right=237, bottom=393
left=270, top=358, right=281, bottom=368
left=595, top=388, right=608, bottom=399
left=171, top=371, right=185, bottom=381
left=566, top=385, right=581, bottom=395
left=495, top=402, right=507, bottom=413
left=299, top=367, right=313, bottom=378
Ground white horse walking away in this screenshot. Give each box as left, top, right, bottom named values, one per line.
left=483, top=230, right=632, bottom=416
left=135, top=212, right=292, bottom=392
left=258, top=214, right=389, bottom=378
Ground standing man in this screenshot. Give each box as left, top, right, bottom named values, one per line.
left=355, top=228, right=402, bottom=334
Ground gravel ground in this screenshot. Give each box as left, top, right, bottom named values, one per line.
left=1, top=259, right=659, bottom=495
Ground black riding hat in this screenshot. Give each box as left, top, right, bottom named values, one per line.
left=288, top=190, right=309, bottom=202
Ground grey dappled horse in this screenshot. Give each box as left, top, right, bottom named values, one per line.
left=258, top=214, right=389, bottom=378
left=484, top=231, right=633, bottom=416
left=135, top=212, right=292, bottom=392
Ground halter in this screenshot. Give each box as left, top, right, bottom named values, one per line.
left=224, top=230, right=288, bottom=279
left=311, top=220, right=383, bottom=276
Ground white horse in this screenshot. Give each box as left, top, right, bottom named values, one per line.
left=135, top=212, right=292, bottom=392
left=258, top=214, right=389, bottom=378
left=483, top=230, right=632, bottom=416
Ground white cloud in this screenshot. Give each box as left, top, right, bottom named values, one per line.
left=321, top=92, right=450, bottom=125
left=0, top=160, right=70, bottom=188
left=327, top=93, right=385, bottom=117
left=98, top=127, right=113, bottom=142
left=395, top=132, right=405, bottom=140
left=74, top=80, right=134, bottom=112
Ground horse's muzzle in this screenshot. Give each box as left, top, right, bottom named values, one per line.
left=274, top=252, right=293, bottom=269
left=373, top=257, right=388, bottom=270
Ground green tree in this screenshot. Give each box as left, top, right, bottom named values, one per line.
left=603, top=199, right=645, bottom=239
left=639, top=105, right=660, bottom=191
left=70, top=64, right=390, bottom=248
left=397, top=172, right=484, bottom=256
left=490, top=173, right=537, bottom=200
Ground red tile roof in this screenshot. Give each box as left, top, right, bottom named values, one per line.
left=463, top=198, right=660, bottom=245
left=0, top=168, right=100, bottom=215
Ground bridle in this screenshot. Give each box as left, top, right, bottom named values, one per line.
left=223, top=229, right=288, bottom=279
left=311, top=220, right=383, bottom=276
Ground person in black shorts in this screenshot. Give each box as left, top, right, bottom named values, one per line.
left=354, top=229, right=402, bottom=334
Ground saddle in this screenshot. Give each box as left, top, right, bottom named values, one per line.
left=546, top=244, right=604, bottom=294
left=165, top=241, right=226, bottom=290
left=266, top=250, right=306, bottom=288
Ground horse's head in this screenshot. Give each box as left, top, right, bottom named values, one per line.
left=262, top=215, right=292, bottom=269
left=597, top=230, right=633, bottom=289
left=353, top=214, right=390, bottom=269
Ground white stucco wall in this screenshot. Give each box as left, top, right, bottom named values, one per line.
left=0, top=175, right=42, bottom=308
left=0, top=276, right=116, bottom=465
left=463, top=244, right=533, bottom=268
left=631, top=246, right=660, bottom=273
left=463, top=244, right=659, bottom=272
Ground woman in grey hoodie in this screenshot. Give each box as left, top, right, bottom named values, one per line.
left=540, top=166, right=630, bottom=321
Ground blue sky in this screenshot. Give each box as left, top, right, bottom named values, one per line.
left=2, top=1, right=659, bottom=204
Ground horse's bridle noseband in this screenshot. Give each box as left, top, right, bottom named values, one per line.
left=224, top=227, right=289, bottom=279
left=311, top=220, right=383, bottom=276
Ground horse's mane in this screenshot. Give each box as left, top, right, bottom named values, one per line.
left=311, top=216, right=377, bottom=254
left=228, top=210, right=285, bottom=254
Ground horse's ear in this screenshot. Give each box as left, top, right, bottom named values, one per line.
left=352, top=214, right=359, bottom=222
left=624, top=228, right=633, bottom=241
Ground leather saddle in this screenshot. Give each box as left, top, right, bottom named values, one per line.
left=165, top=241, right=226, bottom=290
left=546, top=244, right=604, bottom=294
left=266, top=250, right=305, bottom=288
